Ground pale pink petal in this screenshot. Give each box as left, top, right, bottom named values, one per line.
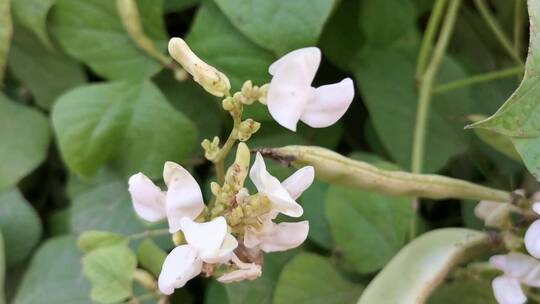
left=300, top=78, right=354, bottom=128
left=268, top=47, right=321, bottom=81
left=258, top=221, right=309, bottom=252
left=158, top=245, right=202, bottom=295
left=128, top=173, right=166, bottom=222
left=164, top=162, right=205, bottom=233
left=281, top=166, right=315, bottom=199
left=249, top=153, right=303, bottom=217
left=492, top=276, right=526, bottom=304
left=526, top=220, right=540, bottom=259
left=490, top=253, right=540, bottom=287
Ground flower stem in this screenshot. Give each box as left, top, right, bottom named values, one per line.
left=213, top=110, right=242, bottom=184
left=412, top=0, right=462, bottom=174
left=433, top=66, right=524, bottom=94
left=474, top=0, right=524, bottom=66
left=416, top=0, right=448, bottom=78
left=514, top=0, right=525, bottom=55
left=128, top=228, right=169, bottom=241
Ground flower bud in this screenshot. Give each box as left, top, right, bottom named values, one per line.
left=168, top=38, right=231, bottom=97
left=238, top=119, right=261, bottom=142
left=224, top=143, right=250, bottom=190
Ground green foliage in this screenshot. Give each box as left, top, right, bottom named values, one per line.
left=0, top=0, right=11, bottom=82
left=273, top=253, right=363, bottom=304
left=11, top=0, right=56, bottom=48
left=78, top=230, right=128, bottom=253
left=0, top=231, right=5, bottom=304
left=428, top=278, right=497, bottom=304
left=137, top=238, right=167, bottom=277
left=82, top=244, right=137, bottom=303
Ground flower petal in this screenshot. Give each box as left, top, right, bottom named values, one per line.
left=281, top=166, right=315, bottom=200
left=217, top=264, right=262, bottom=283
left=300, top=78, right=354, bottom=128
left=492, top=276, right=526, bottom=304
left=164, top=162, right=205, bottom=233
left=249, top=153, right=303, bottom=217
left=490, top=252, right=540, bottom=287
left=201, top=233, right=238, bottom=264
left=533, top=202, right=540, bottom=215
left=158, top=245, right=202, bottom=295
left=128, top=173, right=166, bottom=222
left=526, top=220, right=540, bottom=259
left=269, top=47, right=321, bottom=80
left=180, top=217, right=228, bottom=259
left=267, top=60, right=313, bottom=131
left=474, top=200, right=500, bottom=221
left=258, top=221, right=309, bottom=252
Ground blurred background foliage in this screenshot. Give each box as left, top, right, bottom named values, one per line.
left=0, top=0, right=530, bottom=303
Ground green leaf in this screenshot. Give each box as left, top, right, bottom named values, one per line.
left=8, top=27, right=86, bottom=109
left=472, top=126, right=521, bottom=161
left=358, top=0, right=417, bottom=48
left=164, top=0, right=199, bottom=12
left=0, top=231, right=5, bottom=304
left=273, top=253, right=363, bottom=304
left=70, top=180, right=146, bottom=235
left=11, top=0, right=56, bottom=48
left=214, top=0, right=334, bottom=55
left=78, top=231, right=128, bottom=253
left=0, top=0, right=12, bottom=83
left=357, top=228, right=488, bottom=304
left=427, top=278, right=496, bottom=304
left=326, top=185, right=413, bottom=273
left=0, top=93, right=50, bottom=191
left=83, top=244, right=137, bottom=303
left=52, top=80, right=197, bottom=178
left=186, top=1, right=275, bottom=90
left=225, top=251, right=296, bottom=304
left=50, top=0, right=167, bottom=80
left=13, top=236, right=92, bottom=304
left=137, top=238, right=166, bottom=277
left=0, top=189, right=42, bottom=266
left=298, top=179, right=333, bottom=249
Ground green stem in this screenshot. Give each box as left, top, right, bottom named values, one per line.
left=213, top=109, right=243, bottom=184
left=412, top=0, right=462, bottom=174
left=514, top=0, right=525, bottom=55
left=128, top=228, right=169, bottom=241
left=433, top=66, right=524, bottom=94
left=416, top=0, right=448, bottom=78
left=474, top=0, right=524, bottom=66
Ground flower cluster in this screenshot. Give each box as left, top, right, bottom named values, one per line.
left=477, top=194, right=540, bottom=304
left=127, top=38, right=354, bottom=296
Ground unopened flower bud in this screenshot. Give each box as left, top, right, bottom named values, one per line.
left=224, top=143, right=250, bottom=190
left=258, top=84, right=269, bottom=105
left=168, top=38, right=231, bottom=97
left=222, top=97, right=234, bottom=111
left=210, top=182, right=221, bottom=196
left=201, top=136, right=221, bottom=160
left=238, top=119, right=261, bottom=142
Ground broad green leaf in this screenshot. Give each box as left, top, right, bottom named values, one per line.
left=224, top=251, right=296, bottom=304
left=0, top=93, right=50, bottom=191
left=427, top=278, right=496, bottom=304
left=8, top=27, right=86, bottom=109
left=358, top=0, right=417, bottom=48
left=164, top=0, right=199, bottom=12
left=13, top=236, right=92, bottom=304
left=78, top=231, right=128, bottom=253
left=206, top=281, right=229, bottom=304
left=273, top=253, right=363, bottom=304
left=214, top=0, right=334, bottom=56
left=357, top=228, right=488, bottom=304
left=298, top=179, right=332, bottom=249
left=50, top=0, right=167, bottom=80
left=473, top=127, right=521, bottom=161
left=186, top=1, right=275, bottom=90
left=11, top=0, right=56, bottom=48
left=0, top=231, right=5, bottom=304
left=155, top=70, right=222, bottom=146
left=83, top=244, right=137, bottom=303
left=0, top=189, right=42, bottom=266
left=137, top=238, right=166, bottom=277
left=354, top=48, right=471, bottom=172
left=0, top=0, right=12, bottom=83
left=52, top=81, right=197, bottom=178
left=70, top=180, right=146, bottom=235
left=326, top=185, right=413, bottom=273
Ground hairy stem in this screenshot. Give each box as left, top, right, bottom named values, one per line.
left=433, top=66, right=524, bottom=94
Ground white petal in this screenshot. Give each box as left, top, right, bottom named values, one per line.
left=158, top=245, right=202, bottom=295
left=474, top=200, right=500, bottom=220
left=526, top=220, right=540, bottom=259
left=492, top=276, right=526, bottom=304
left=281, top=166, right=315, bottom=200
left=164, top=162, right=205, bottom=233
left=217, top=264, right=262, bottom=283
left=128, top=173, right=166, bottom=222
left=181, top=217, right=227, bottom=257
left=249, top=153, right=303, bottom=217
left=533, top=202, right=540, bottom=215
left=267, top=60, right=312, bottom=131
left=201, top=233, right=238, bottom=264
left=235, top=188, right=250, bottom=205
left=258, top=221, right=309, bottom=253
left=269, top=47, right=321, bottom=80
left=490, top=252, right=540, bottom=287
left=300, top=78, right=355, bottom=128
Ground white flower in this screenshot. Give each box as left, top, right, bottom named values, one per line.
left=474, top=200, right=516, bottom=228
left=525, top=203, right=540, bottom=258
left=158, top=216, right=238, bottom=295
left=217, top=255, right=262, bottom=283
left=128, top=161, right=205, bottom=233
left=244, top=212, right=309, bottom=253
left=249, top=153, right=315, bottom=217
left=267, top=47, right=354, bottom=131
left=489, top=253, right=540, bottom=304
